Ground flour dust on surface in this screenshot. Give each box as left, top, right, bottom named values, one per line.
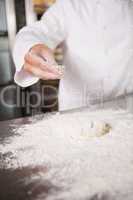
left=1, top=109, right=133, bottom=200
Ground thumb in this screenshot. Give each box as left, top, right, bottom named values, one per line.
left=41, top=50, right=56, bottom=65
left=30, top=44, right=56, bottom=65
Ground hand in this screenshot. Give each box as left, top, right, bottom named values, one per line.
left=23, top=44, right=63, bottom=80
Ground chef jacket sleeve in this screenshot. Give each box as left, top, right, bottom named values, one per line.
left=13, top=0, right=67, bottom=87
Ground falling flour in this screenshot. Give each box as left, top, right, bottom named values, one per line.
left=1, top=109, right=133, bottom=200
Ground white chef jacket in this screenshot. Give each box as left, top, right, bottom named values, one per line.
left=13, top=0, right=133, bottom=111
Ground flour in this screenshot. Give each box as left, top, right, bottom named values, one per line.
left=1, top=109, right=133, bottom=200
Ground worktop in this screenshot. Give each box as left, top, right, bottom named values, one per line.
left=0, top=108, right=133, bottom=200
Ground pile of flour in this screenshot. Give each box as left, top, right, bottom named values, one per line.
left=1, top=109, right=133, bottom=200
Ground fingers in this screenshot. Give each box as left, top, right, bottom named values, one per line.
left=24, top=63, right=62, bottom=80
left=24, top=52, right=62, bottom=76
left=30, top=44, right=55, bottom=65
left=24, top=44, right=64, bottom=81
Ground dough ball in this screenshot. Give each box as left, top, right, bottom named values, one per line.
left=80, top=121, right=111, bottom=139
left=94, top=121, right=111, bottom=137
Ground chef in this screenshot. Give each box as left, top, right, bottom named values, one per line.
left=13, top=0, right=133, bottom=111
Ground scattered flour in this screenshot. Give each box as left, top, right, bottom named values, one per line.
left=1, top=109, right=133, bottom=200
